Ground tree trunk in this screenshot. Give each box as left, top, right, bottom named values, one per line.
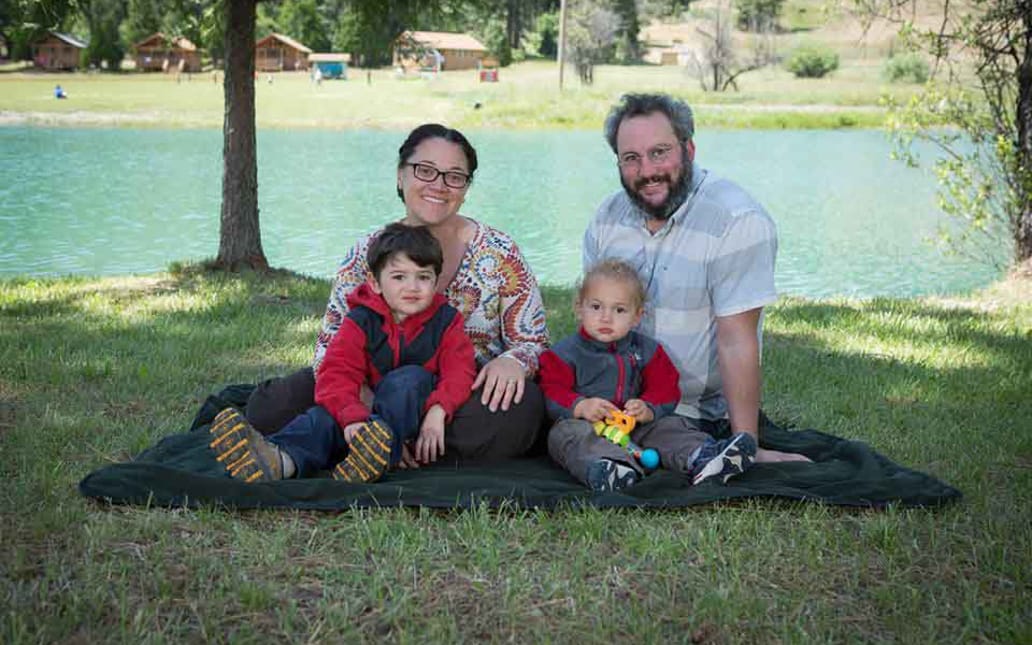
left=215, top=0, right=268, bottom=272
left=1015, top=8, right=1032, bottom=263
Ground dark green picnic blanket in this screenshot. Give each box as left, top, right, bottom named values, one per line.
left=78, top=384, right=961, bottom=510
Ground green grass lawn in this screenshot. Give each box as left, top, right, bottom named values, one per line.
left=0, top=59, right=915, bottom=131
left=1, top=266, right=1029, bottom=642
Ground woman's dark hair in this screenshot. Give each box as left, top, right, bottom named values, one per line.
left=367, top=222, right=444, bottom=278
left=396, top=123, right=478, bottom=202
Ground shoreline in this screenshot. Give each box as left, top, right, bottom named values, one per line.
left=0, top=103, right=889, bottom=131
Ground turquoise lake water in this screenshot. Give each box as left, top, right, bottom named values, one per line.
left=0, top=127, right=1004, bottom=297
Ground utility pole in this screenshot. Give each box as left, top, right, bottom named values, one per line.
left=557, top=0, right=568, bottom=91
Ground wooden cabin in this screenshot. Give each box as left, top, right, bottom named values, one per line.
left=132, top=33, right=201, bottom=73
left=32, top=31, right=86, bottom=71
left=393, top=31, right=487, bottom=72
left=255, top=33, right=311, bottom=72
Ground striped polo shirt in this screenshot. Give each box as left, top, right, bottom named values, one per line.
left=582, top=162, right=778, bottom=421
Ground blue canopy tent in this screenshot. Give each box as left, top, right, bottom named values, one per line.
left=309, top=53, right=349, bottom=80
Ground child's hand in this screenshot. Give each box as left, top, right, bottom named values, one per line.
left=624, top=399, right=653, bottom=424
left=394, top=443, right=420, bottom=470
left=415, top=404, right=446, bottom=463
left=342, top=422, right=365, bottom=444
left=574, top=397, right=618, bottom=423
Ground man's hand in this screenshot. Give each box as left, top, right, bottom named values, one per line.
left=414, top=404, right=446, bottom=464
left=623, top=398, right=654, bottom=424
left=573, top=397, right=617, bottom=423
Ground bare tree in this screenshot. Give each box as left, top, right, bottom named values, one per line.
left=566, top=0, right=620, bottom=85
left=688, top=0, right=773, bottom=92
left=214, top=0, right=268, bottom=272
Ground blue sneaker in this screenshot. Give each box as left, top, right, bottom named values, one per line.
left=691, top=433, right=757, bottom=485
left=586, top=458, right=640, bottom=492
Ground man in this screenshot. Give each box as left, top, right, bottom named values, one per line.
left=583, top=93, right=809, bottom=465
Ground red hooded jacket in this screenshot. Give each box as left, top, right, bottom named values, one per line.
left=314, top=283, right=476, bottom=431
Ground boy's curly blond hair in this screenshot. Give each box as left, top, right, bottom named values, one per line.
left=577, top=259, right=647, bottom=310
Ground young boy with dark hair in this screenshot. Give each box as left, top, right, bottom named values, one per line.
left=209, top=223, right=476, bottom=484
left=541, top=259, right=757, bottom=492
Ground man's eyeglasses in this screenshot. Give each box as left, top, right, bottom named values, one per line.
left=617, top=144, right=677, bottom=171
left=406, top=162, right=471, bottom=189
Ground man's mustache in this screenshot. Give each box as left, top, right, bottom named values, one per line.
left=634, top=174, right=672, bottom=191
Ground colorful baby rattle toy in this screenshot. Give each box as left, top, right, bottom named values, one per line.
left=592, top=410, right=660, bottom=470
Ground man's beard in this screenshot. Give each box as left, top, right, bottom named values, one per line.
left=622, top=161, right=693, bottom=221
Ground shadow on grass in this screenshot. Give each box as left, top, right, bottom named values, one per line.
left=2, top=272, right=1029, bottom=477
left=762, top=298, right=1032, bottom=472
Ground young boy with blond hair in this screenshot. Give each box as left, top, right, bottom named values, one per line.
left=540, top=259, right=757, bottom=492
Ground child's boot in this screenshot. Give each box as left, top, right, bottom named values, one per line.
left=332, top=419, right=392, bottom=483
left=209, top=408, right=291, bottom=483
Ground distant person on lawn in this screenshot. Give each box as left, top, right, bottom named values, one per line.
left=584, top=93, right=810, bottom=465
left=542, top=259, right=758, bottom=492
left=245, top=123, right=550, bottom=465
left=210, top=224, right=475, bottom=483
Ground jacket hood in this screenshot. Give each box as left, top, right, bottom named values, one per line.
left=346, top=282, right=449, bottom=328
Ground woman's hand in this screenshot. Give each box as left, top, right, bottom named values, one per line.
left=394, top=443, right=420, bottom=470
left=472, top=356, right=525, bottom=413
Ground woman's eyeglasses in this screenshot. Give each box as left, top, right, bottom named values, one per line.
left=406, top=162, right=471, bottom=189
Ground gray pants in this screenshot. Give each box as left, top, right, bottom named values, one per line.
left=547, top=415, right=712, bottom=486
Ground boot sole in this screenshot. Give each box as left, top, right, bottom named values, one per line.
left=333, top=419, right=392, bottom=483
left=692, top=434, right=754, bottom=486
left=209, top=408, right=282, bottom=483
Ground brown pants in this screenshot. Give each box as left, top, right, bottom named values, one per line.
left=547, top=415, right=712, bottom=486
left=245, top=367, right=547, bottom=463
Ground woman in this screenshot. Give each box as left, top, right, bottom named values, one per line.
left=246, top=123, right=550, bottom=464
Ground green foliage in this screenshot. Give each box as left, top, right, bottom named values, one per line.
left=332, top=0, right=425, bottom=67
left=785, top=44, right=838, bottom=78
left=80, top=0, right=127, bottom=70
left=882, top=53, right=928, bottom=84
left=277, top=0, right=331, bottom=52
left=2, top=0, right=78, bottom=60
left=885, top=86, right=1014, bottom=268
left=121, top=0, right=161, bottom=46
left=610, top=0, right=642, bottom=62
left=868, top=0, right=1032, bottom=266
left=477, top=18, right=512, bottom=67
left=525, top=10, right=558, bottom=59
left=735, top=0, right=785, bottom=31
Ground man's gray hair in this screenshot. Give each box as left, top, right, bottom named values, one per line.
left=603, top=93, right=695, bottom=153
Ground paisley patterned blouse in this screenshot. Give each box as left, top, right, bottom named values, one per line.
left=313, top=218, right=549, bottom=376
